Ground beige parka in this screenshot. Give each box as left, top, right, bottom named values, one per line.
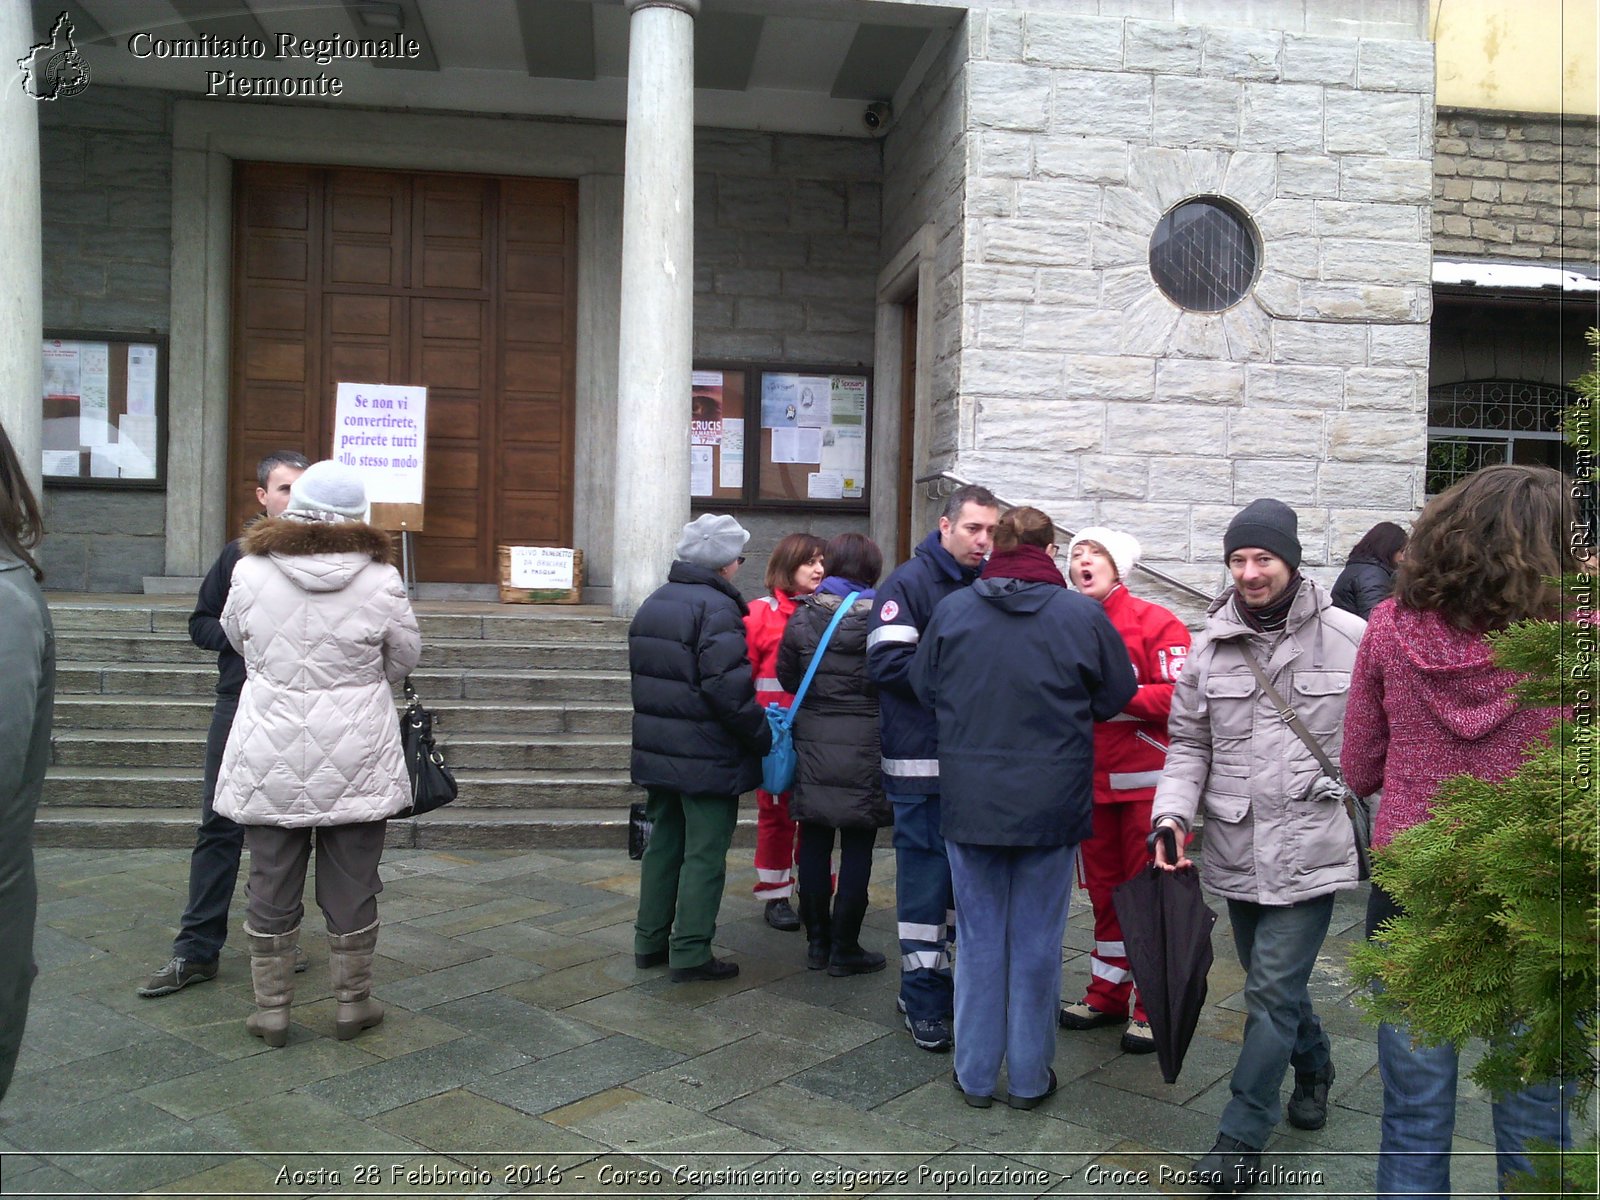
left=213, top=517, right=421, bottom=828
left=1151, top=578, right=1366, bottom=905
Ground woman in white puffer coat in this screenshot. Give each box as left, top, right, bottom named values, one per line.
left=214, top=460, right=420, bottom=1048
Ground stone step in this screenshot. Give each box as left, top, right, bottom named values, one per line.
left=56, top=664, right=632, bottom=703
left=51, top=730, right=631, bottom=771
left=54, top=634, right=630, bottom=671
left=50, top=696, right=632, bottom=735
left=30, top=805, right=758, bottom=850
left=41, top=767, right=637, bottom=809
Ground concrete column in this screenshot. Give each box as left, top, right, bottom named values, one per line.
left=0, top=0, right=43, bottom=500
left=612, top=0, right=698, bottom=615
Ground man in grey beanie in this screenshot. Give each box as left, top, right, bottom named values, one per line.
left=628, top=514, right=772, bottom=983
left=1150, top=498, right=1367, bottom=1194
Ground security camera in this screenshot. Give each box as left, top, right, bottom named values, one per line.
left=863, top=101, right=891, bottom=135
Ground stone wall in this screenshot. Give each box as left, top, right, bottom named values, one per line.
left=1433, top=109, right=1600, bottom=264
left=38, top=86, right=175, bottom=591
left=951, top=8, right=1435, bottom=617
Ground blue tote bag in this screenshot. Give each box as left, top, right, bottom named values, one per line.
left=760, top=592, right=859, bottom=795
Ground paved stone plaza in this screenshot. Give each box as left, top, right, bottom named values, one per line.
left=2, top=845, right=1507, bottom=1198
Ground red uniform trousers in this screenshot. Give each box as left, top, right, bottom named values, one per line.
left=752, top=788, right=798, bottom=899
left=1078, top=797, right=1152, bottom=1023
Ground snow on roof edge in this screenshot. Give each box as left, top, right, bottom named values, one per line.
left=1434, top=259, right=1600, bottom=293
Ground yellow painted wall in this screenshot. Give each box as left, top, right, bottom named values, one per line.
left=1431, top=0, right=1599, bottom=115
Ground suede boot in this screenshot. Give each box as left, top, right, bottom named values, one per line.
left=243, top=924, right=299, bottom=1048
left=328, top=920, right=385, bottom=1041
left=797, top=891, right=832, bottom=971
left=827, top=894, right=886, bottom=976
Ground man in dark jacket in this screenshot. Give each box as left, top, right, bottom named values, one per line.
left=630, top=514, right=772, bottom=983
left=867, top=484, right=999, bottom=1051
left=139, top=450, right=308, bottom=997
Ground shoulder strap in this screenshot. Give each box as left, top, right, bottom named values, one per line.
left=789, top=592, right=860, bottom=717
left=1234, top=642, right=1341, bottom=779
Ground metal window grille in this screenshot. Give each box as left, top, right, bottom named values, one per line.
left=1425, top=380, right=1578, bottom=496
left=1148, top=197, right=1259, bottom=312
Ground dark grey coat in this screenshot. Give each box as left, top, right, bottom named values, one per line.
left=1331, top=556, right=1395, bottom=620
left=0, top=552, right=53, bottom=1102
left=777, top=593, right=889, bottom=830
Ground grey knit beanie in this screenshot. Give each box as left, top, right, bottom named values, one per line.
left=286, top=460, right=370, bottom=523
left=675, top=513, right=750, bottom=570
left=1223, top=498, right=1301, bottom=570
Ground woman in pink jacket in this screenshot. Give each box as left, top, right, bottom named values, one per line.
left=1342, top=464, right=1574, bottom=1199
left=742, top=533, right=825, bottom=929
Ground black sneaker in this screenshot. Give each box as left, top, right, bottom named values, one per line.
left=137, top=956, right=218, bottom=997
left=1193, top=1135, right=1262, bottom=1196
left=1286, top=1060, right=1335, bottom=1130
left=951, top=1070, right=991, bottom=1108
left=670, top=956, right=739, bottom=983
left=763, top=898, right=802, bottom=931
left=1006, top=1067, right=1058, bottom=1111
left=634, top=949, right=668, bottom=969
left=904, top=1013, right=953, bottom=1052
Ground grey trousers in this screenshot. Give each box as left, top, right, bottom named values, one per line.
left=243, top=821, right=386, bottom=936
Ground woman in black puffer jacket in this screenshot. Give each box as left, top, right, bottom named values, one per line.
left=1331, top=520, right=1407, bottom=619
left=777, top=533, right=889, bottom=977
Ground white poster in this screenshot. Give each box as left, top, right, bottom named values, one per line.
left=772, top=426, right=823, bottom=465
left=117, top=414, right=159, bottom=479
left=820, top=426, right=865, bottom=474
left=88, top=446, right=121, bottom=478
left=830, top=376, right=867, bottom=425
left=332, top=382, right=427, bottom=505
left=42, top=450, right=80, bottom=477
left=720, top=418, right=745, bottom=489
left=509, top=546, right=575, bottom=589
left=42, top=342, right=79, bottom=397
left=79, top=386, right=110, bottom=447
left=807, top=470, right=845, bottom=500
left=794, top=376, right=831, bottom=428
left=690, top=445, right=714, bottom=497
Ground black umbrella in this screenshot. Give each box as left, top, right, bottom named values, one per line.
left=1111, top=827, right=1218, bottom=1085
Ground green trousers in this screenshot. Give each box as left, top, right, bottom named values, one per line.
left=634, top=787, right=739, bottom=969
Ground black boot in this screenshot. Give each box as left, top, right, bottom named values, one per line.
left=764, top=898, right=802, bottom=931
left=1193, top=1135, right=1262, bottom=1196
left=827, top=894, right=886, bottom=976
left=796, top=891, right=831, bottom=970
left=1286, top=1059, right=1335, bottom=1130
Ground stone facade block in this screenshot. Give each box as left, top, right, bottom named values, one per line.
left=1150, top=456, right=1234, bottom=504
left=1052, top=72, right=1154, bottom=141
left=1096, top=502, right=1193, bottom=560
left=976, top=398, right=1105, bottom=452
left=983, top=219, right=1091, bottom=266
left=1022, top=13, right=1124, bottom=70
left=1079, top=454, right=1151, bottom=499
left=1357, top=38, right=1435, bottom=92
left=968, top=61, right=1052, bottom=130
left=793, top=181, right=847, bottom=232
left=1343, top=368, right=1425, bottom=410
left=1240, top=83, right=1324, bottom=153
left=1026, top=306, right=1122, bottom=350
left=1034, top=137, right=1129, bottom=184
left=1298, top=283, right=1421, bottom=322
left=1314, top=200, right=1421, bottom=241
left=716, top=177, right=792, bottom=230
left=1125, top=21, right=1204, bottom=75
left=964, top=265, right=1039, bottom=303
left=1061, top=354, right=1158, bottom=402
left=1234, top=458, right=1318, bottom=504
left=1227, top=407, right=1325, bottom=458
left=978, top=130, right=1035, bottom=178
left=1104, top=405, right=1228, bottom=456
left=1324, top=91, right=1423, bottom=157
left=1035, top=267, right=1105, bottom=306
left=1271, top=321, right=1370, bottom=366
left=775, top=136, right=882, bottom=181
left=1326, top=412, right=1426, bottom=464
left=1157, top=359, right=1246, bottom=405
left=735, top=298, right=805, bottom=329
left=1342, top=155, right=1433, bottom=203
left=695, top=331, right=784, bottom=360
left=1154, top=77, right=1240, bottom=149
left=1281, top=34, right=1358, bottom=87
left=964, top=349, right=1066, bottom=398
left=1366, top=322, right=1430, bottom=367
left=1012, top=181, right=1103, bottom=223
left=1201, top=27, right=1283, bottom=81
left=1318, top=462, right=1417, bottom=509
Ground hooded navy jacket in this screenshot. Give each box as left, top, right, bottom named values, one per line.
left=866, top=530, right=979, bottom=794
left=628, top=561, right=772, bottom=797
left=908, top=576, right=1137, bottom=846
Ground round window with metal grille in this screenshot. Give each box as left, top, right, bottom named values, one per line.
left=1148, top=197, right=1260, bottom=312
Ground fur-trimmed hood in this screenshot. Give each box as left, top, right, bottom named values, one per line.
left=243, top=517, right=392, bottom=594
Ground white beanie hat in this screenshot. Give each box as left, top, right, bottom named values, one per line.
left=1068, top=526, right=1141, bottom=585
left=675, top=513, right=750, bottom=569
left=285, top=460, right=370, bottom=523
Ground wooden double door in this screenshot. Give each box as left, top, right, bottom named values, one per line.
left=229, top=162, right=577, bottom=581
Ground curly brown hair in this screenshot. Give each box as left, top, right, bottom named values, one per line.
left=1395, top=464, right=1575, bottom=631
left=992, top=506, right=1055, bottom=552
left=0, top=422, right=45, bottom=581
left=764, top=531, right=826, bottom=595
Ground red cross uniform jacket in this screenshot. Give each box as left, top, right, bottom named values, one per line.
left=743, top=589, right=799, bottom=712
left=1092, top=584, right=1191, bottom=805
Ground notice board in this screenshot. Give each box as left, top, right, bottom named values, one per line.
left=40, top=332, right=167, bottom=488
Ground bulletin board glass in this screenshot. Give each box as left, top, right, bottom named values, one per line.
left=690, top=362, right=870, bottom=511
left=40, top=331, right=167, bottom=488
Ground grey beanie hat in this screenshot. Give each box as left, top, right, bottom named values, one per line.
left=286, top=460, right=370, bottom=523
left=1223, top=498, right=1301, bottom=570
left=675, top=513, right=750, bottom=569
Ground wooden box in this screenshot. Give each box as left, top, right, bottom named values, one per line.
left=498, top=546, right=583, bottom=605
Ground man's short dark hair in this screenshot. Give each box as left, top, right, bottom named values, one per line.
left=941, top=484, right=1000, bottom=524
left=257, top=450, right=310, bottom=488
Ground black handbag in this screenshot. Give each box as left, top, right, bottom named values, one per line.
left=398, top=677, right=458, bottom=818
left=627, top=800, right=653, bottom=861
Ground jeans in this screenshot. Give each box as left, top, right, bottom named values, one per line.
left=891, top=793, right=953, bottom=1021
left=633, top=788, right=738, bottom=970
left=1367, top=886, right=1575, bottom=1199
left=1220, top=894, right=1334, bottom=1150
left=172, top=696, right=244, bottom=963
left=947, top=840, right=1077, bottom=1100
